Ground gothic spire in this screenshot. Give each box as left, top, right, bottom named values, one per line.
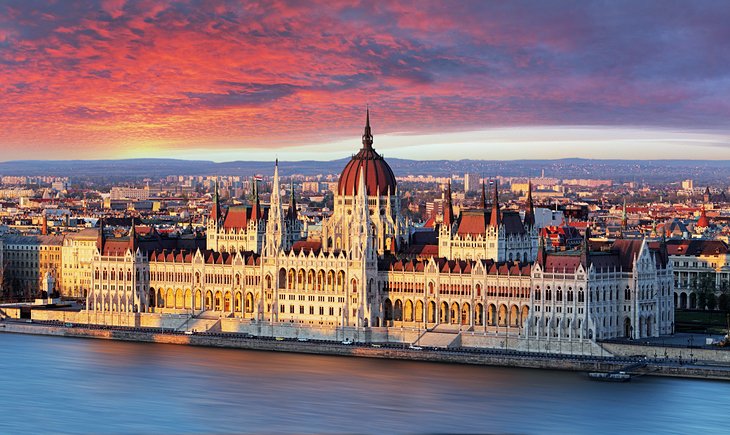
left=128, top=218, right=136, bottom=251
left=525, top=179, right=535, bottom=227
left=490, top=179, right=501, bottom=228
left=443, top=180, right=454, bottom=228
left=251, top=176, right=261, bottom=221
left=96, top=217, right=105, bottom=250
left=287, top=179, right=297, bottom=221
left=265, top=161, right=284, bottom=255
left=537, top=234, right=546, bottom=266
left=362, top=107, right=373, bottom=149
left=580, top=226, right=591, bottom=268
left=211, top=178, right=222, bottom=223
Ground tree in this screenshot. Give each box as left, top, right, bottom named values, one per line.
left=707, top=292, right=717, bottom=311
left=718, top=280, right=730, bottom=313
left=690, top=273, right=716, bottom=311
left=719, top=293, right=730, bottom=313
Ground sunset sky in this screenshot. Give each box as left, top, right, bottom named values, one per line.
left=1, top=1, right=729, bottom=162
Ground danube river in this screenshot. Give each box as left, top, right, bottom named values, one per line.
left=0, top=333, right=725, bottom=434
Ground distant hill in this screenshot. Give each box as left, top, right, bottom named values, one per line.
left=1, top=158, right=729, bottom=184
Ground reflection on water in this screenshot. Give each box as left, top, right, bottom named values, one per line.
left=0, top=333, right=725, bottom=434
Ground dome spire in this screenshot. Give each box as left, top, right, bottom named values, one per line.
left=362, top=107, right=373, bottom=149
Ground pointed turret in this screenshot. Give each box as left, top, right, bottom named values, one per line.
left=96, top=217, right=105, bottom=251
left=443, top=181, right=454, bottom=228
left=128, top=219, right=136, bottom=252
left=524, top=179, right=535, bottom=228
left=211, top=179, right=222, bottom=224
left=287, top=180, right=297, bottom=221
left=489, top=180, right=501, bottom=228
left=621, top=198, right=627, bottom=229
left=357, top=170, right=369, bottom=223
left=352, top=170, right=372, bottom=259
left=537, top=235, right=547, bottom=267
left=251, top=176, right=261, bottom=221
left=580, top=227, right=591, bottom=268
left=362, top=107, right=373, bottom=150
left=266, top=160, right=284, bottom=253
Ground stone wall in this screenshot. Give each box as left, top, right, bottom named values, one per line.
left=461, top=332, right=608, bottom=356
left=602, top=342, right=730, bottom=364
left=3, top=323, right=730, bottom=381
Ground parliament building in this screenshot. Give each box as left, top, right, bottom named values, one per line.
left=87, top=112, right=674, bottom=348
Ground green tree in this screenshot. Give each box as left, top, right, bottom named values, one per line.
left=690, top=273, right=716, bottom=311
left=707, top=292, right=717, bottom=311
left=719, top=293, right=730, bottom=312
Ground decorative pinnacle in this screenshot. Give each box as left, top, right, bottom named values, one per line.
left=362, top=108, right=373, bottom=149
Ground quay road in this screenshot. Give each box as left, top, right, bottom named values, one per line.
left=3, top=318, right=730, bottom=380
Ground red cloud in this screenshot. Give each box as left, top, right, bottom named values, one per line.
left=0, top=1, right=728, bottom=159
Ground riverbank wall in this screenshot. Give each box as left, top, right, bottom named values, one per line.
left=2, top=322, right=729, bottom=381
left=17, top=308, right=608, bottom=356
left=602, top=342, right=730, bottom=364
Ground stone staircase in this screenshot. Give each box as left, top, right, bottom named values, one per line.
left=415, top=324, right=464, bottom=349
left=175, top=315, right=221, bottom=333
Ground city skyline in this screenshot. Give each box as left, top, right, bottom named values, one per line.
left=2, top=1, right=730, bottom=161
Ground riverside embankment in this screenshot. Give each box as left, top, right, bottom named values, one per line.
left=3, top=320, right=729, bottom=381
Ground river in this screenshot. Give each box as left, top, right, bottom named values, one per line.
left=0, top=333, right=725, bottom=434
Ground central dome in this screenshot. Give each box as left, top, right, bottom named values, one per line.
left=337, top=111, right=397, bottom=196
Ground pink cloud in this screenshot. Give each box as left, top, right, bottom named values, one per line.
left=0, top=1, right=728, bottom=160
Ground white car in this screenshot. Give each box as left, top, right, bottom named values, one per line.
left=341, top=339, right=353, bottom=345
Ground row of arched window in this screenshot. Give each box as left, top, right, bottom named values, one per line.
left=94, top=268, right=139, bottom=281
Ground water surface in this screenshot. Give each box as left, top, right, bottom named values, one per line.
left=0, top=333, right=724, bottom=434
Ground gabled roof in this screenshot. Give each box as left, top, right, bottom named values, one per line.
left=223, top=206, right=249, bottom=229
left=456, top=210, right=490, bottom=236
left=502, top=211, right=526, bottom=235
left=612, top=239, right=644, bottom=271
left=664, top=239, right=728, bottom=256
left=101, top=239, right=132, bottom=256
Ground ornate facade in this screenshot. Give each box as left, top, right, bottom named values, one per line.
left=86, top=112, right=674, bottom=345
left=438, top=181, right=539, bottom=263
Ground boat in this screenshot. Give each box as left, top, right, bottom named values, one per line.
left=588, top=371, right=631, bottom=382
